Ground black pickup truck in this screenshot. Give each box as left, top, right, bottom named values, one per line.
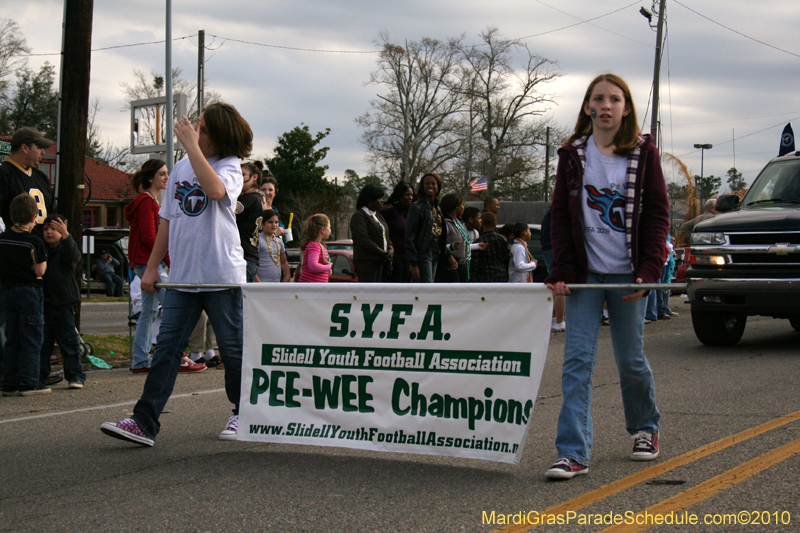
left=686, top=152, right=800, bottom=345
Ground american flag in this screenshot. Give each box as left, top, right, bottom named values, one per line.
left=469, top=176, right=488, bottom=193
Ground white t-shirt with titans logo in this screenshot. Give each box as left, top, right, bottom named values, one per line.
left=580, top=135, right=632, bottom=274
left=160, top=155, right=246, bottom=289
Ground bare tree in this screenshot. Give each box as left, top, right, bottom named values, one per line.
left=356, top=32, right=465, bottom=188
left=120, top=68, right=220, bottom=161
left=0, top=18, right=30, bottom=93
left=459, top=28, right=560, bottom=195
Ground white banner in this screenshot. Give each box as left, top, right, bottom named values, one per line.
left=239, top=283, right=552, bottom=464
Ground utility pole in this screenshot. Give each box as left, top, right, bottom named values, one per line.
left=544, top=126, right=551, bottom=202
left=650, top=0, right=667, bottom=143
left=58, top=0, right=94, bottom=328
left=197, top=30, right=205, bottom=116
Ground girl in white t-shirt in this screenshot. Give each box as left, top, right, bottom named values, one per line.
left=102, top=103, right=253, bottom=447
left=508, top=222, right=538, bottom=283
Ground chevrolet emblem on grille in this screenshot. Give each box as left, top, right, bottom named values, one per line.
left=767, top=244, right=796, bottom=255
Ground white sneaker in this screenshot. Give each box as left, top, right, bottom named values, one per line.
left=550, top=318, right=557, bottom=328
left=219, top=414, right=238, bottom=440
left=551, top=321, right=566, bottom=332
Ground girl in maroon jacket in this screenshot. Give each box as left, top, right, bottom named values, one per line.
left=125, top=160, right=189, bottom=373
left=544, top=74, right=669, bottom=480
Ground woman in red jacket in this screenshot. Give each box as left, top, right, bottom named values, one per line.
left=124, top=160, right=176, bottom=372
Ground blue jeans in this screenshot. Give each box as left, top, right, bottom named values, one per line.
left=556, top=272, right=659, bottom=466
left=132, top=288, right=243, bottom=440
left=99, top=271, right=124, bottom=296
left=645, top=290, right=658, bottom=320
left=2, top=287, right=44, bottom=389
left=131, top=264, right=167, bottom=369
left=246, top=260, right=258, bottom=283
left=658, top=264, right=671, bottom=316
left=39, top=304, right=86, bottom=385
left=415, top=241, right=439, bottom=284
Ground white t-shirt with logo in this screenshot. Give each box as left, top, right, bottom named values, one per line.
left=581, top=135, right=632, bottom=274
left=160, top=155, right=246, bottom=289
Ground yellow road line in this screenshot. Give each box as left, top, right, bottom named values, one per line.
left=491, top=409, right=800, bottom=533
left=599, top=437, right=800, bottom=532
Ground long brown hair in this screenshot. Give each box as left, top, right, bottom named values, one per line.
left=131, top=159, right=166, bottom=193
left=566, top=74, right=640, bottom=155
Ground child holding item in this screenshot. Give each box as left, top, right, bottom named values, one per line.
left=101, top=103, right=253, bottom=446
left=544, top=74, right=669, bottom=480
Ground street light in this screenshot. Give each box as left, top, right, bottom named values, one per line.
left=694, top=143, right=713, bottom=178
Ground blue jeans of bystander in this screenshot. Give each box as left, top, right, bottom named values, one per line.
left=131, top=264, right=168, bottom=369
left=2, top=286, right=44, bottom=389
left=415, top=241, right=439, bottom=283
left=39, top=304, right=86, bottom=386
left=556, top=272, right=660, bottom=466
left=131, top=288, right=243, bottom=440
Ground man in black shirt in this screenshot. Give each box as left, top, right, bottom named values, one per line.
left=0, top=127, right=55, bottom=228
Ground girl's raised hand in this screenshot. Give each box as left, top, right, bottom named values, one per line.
left=174, top=115, right=198, bottom=149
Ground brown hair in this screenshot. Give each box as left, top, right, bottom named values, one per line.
left=131, top=159, right=167, bottom=192
left=202, top=102, right=253, bottom=159
left=566, top=74, right=640, bottom=155
left=300, top=213, right=330, bottom=250
left=10, top=193, right=37, bottom=225
left=261, top=175, right=278, bottom=193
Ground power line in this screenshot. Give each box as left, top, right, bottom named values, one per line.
left=530, top=0, right=651, bottom=46
left=18, top=35, right=196, bottom=57
left=520, top=0, right=641, bottom=40
left=205, top=35, right=376, bottom=54
left=673, top=0, right=800, bottom=59
left=676, top=116, right=800, bottom=158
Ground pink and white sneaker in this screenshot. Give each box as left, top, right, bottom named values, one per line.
left=100, top=418, right=154, bottom=447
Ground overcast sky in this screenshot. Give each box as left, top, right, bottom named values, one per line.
left=12, top=0, right=800, bottom=192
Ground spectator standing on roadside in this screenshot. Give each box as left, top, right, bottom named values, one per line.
left=124, top=159, right=171, bottom=373
left=238, top=162, right=264, bottom=282
left=257, top=209, right=290, bottom=282
left=381, top=181, right=414, bottom=282
left=406, top=173, right=443, bottom=283
left=471, top=212, right=509, bottom=282
left=0, top=127, right=54, bottom=229
left=260, top=176, right=286, bottom=239
left=461, top=206, right=487, bottom=281
left=350, top=184, right=393, bottom=282
left=298, top=214, right=333, bottom=283
left=101, top=103, right=253, bottom=446
left=508, top=223, right=538, bottom=283
left=483, top=197, right=500, bottom=217
left=96, top=250, right=123, bottom=297
left=39, top=214, right=86, bottom=389
left=544, top=74, right=668, bottom=480
left=0, top=194, right=48, bottom=396
left=437, top=193, right=467, bottom=283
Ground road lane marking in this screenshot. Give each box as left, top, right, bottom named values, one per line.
left=491, top=409, right=800, bottom=533
left=599, top=437, right=800, bottom=532
left=0, top=388, right=226, bottom=424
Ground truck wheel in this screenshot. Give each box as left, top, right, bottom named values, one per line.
left=789, top=316, right=800, bottom=331
left=691, top=308, right=747, bottom=346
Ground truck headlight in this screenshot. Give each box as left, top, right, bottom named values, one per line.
left=693, top=255, right=726, bottom=266
left=691, top=232, right=726, bottom=245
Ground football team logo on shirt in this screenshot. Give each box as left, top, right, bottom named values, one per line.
left=174, top=181, right=208, bottom=217
left=585, top=185, right=626, bottom=232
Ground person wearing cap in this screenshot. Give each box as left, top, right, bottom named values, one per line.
left=0, top=127, right=55, bottom=229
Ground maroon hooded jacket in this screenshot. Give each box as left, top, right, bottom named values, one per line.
left=124, top=192, right=169, bottom=269
left=545, top=134, right=669, bottom=286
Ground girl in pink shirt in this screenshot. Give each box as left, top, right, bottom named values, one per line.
left=298, top=214, right=332, bottom=283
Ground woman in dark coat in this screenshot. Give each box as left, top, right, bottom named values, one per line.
left=350, top=184, right=393, bottom=282
left=381, top=181, right=414, bottom=282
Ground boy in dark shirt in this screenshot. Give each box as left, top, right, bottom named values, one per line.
left=0, top=193, right=48, bottom=396
left=472, top=212, right=510, bottom=282
left=39, top=215, right=86, bottom=389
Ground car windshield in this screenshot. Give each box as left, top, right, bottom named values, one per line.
left=742, top=160, right=800, bottom=207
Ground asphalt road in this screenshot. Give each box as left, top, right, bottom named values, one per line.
left=79, top=301, right=131, bottom=336
left=2, top=297, right=799, bottom=532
